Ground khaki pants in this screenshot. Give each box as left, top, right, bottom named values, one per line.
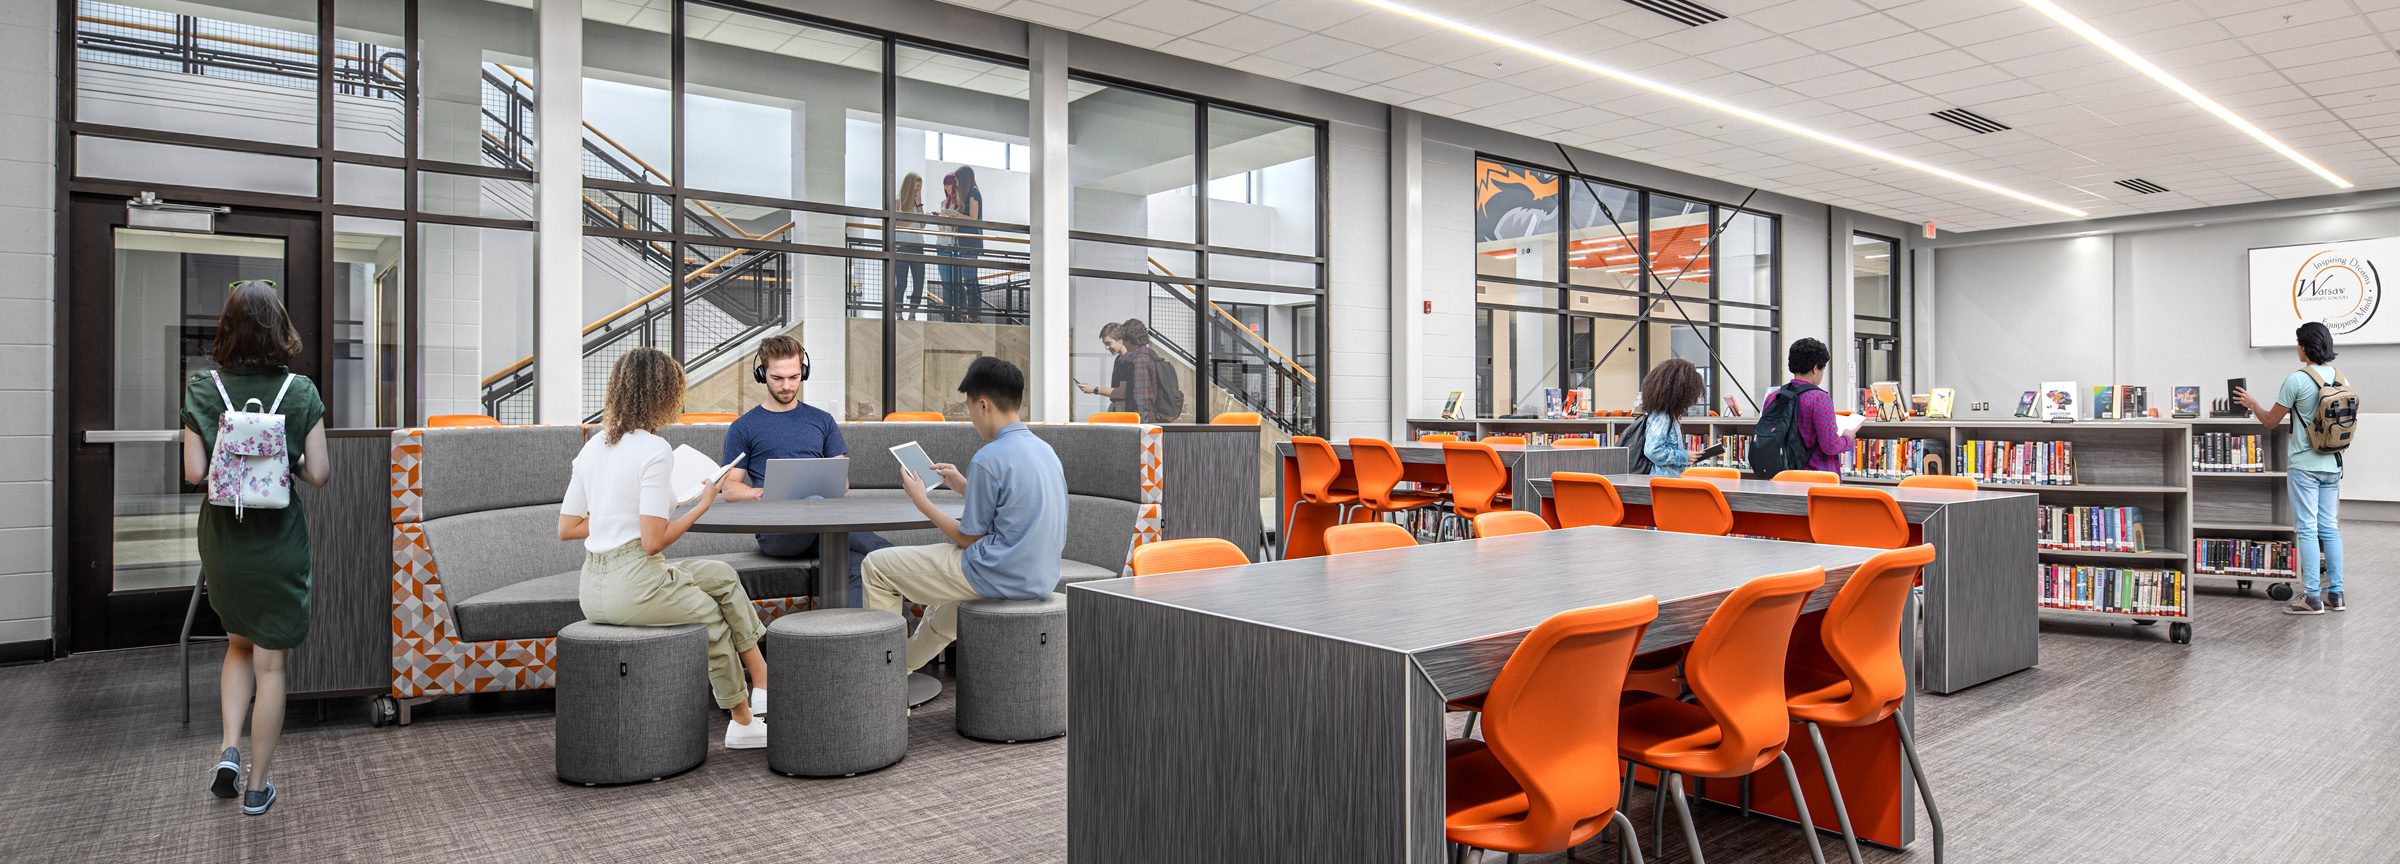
left=862, top=543, right=983, bottom=672
left=580, top=540, right=765, bottom=709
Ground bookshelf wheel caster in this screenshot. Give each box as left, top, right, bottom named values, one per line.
left=2266, top=583, right=2294, bottom=602
left=2236, top=580, right=2252, bottom=595
left=2169, top=622, right=2192, bottom=645
left=2134, top=619, right=2155, bottom=626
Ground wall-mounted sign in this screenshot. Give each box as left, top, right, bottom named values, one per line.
left=2250, top=238, right=2394, bottom=346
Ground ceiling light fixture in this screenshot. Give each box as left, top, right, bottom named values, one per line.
left=2023, top=0, right=2352, bottom=189
left=1354, top=0, right=2090, bottom=218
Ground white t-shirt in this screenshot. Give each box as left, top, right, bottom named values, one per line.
left=560, top=429, right=673, bottom=554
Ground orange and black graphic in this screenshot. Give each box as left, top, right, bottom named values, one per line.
left=1476, top=159, right=1559, bottom=243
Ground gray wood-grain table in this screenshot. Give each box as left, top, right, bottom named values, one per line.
left=1067, top=527, right=1898, bottom=862
left=1531, top=474, right=2040, bottom=694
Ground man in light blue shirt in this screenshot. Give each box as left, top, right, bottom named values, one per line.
left=2236, top=321, right=2350, bottom=615
left=865, top=356, right=1068, bottom=671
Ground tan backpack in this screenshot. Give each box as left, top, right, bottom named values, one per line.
left=2299, top=368, right=2359, bottom=457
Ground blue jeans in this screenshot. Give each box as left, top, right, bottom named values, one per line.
left=757, top=531, right=894, bottom=608
left=2291, top=469, right=2344, bottom=598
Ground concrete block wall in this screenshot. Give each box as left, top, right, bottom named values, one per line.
left=0, top=0, right=54, bottom=650
left=1324, top=117, right=1390, bottom=442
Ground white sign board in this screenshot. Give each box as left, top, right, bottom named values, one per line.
left=2250, top=238, right=2398, bottom=346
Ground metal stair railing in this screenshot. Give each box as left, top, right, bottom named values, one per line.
left=1141, top=259, right=1316, bottom=434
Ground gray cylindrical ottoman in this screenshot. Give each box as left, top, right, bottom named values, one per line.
left=555, top=621, right=711, bottom=785
left=955, top=593, right=1069, bottom=743
left=762, top=608, right=908, bottom=777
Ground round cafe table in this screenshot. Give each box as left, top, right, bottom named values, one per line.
left=693, top=493, right=965, bottom=708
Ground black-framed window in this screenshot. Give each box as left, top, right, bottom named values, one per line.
left=1472, top=155, right=1780, bottom=418
left=1064, top=75, right=1328, bottom=434
left=1851, top=232, right=1901, bottom=396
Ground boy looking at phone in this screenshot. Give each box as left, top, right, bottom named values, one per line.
left=864, top=357, right=1068, bottom=672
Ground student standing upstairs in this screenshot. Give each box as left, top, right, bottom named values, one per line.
left=2237, top=322, right=2358, bottom=615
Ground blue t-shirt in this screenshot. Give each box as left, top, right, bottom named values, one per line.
left=2276, top=365, right=2342, bottom=474
left=958, top=422, right=1068, bottom=599
left=724, top=402, right=847, bottom=487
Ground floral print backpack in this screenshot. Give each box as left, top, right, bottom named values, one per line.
left=205, top=370, right=297, bottom=519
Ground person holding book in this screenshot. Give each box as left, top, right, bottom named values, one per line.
left=1637, top=358, right=1704, bottom=477
left=865, top=356, right=1069, bottom=672
left=717, top=335, right=891, bottom=606
left=1760, top=338, right=1861, bottom=473
left=2235, top=322, right=2350, bottom=615
left=558, top=347, right=771, bottom=749
left=180, top=280, right=331, bottom=816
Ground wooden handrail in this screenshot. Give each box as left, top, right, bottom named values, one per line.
left=478, top=221, right=796, bottom=386
left=1145, top=257, right=1318, bottom=383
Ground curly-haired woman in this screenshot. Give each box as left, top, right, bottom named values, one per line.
left=556, top=347, right=770, bottom=748
left=1637, top=358, right=1705, bottom=477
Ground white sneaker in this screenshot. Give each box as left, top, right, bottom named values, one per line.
left=724, top=717, right=768, bottom=750
left=750, top=687, right=768, bottom=718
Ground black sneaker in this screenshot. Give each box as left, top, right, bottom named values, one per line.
left=242, top=783, right=277, bottom=816
left=209, top=748, right=241, bottom=799
left=2284, top=594, right=2326, bottom=615
left=2329, top=591, right=2347, bottom=611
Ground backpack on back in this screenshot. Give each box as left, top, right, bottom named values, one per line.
left=1616, top=413, right=1655, bottom=474
left=1749, top=381, right=1820, bottom=479
left=204, top=370, right=298, bottom=519
left=1147, top=350, right=1186, bottom=421
left=2300, top=367, right=2360, bottom=457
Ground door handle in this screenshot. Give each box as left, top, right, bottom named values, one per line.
left=84, top=429, right=184, bottom=444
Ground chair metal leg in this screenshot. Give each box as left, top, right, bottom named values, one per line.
left=1652, top=768, right=1668, bottom=857
left=178, top=577, right=206, bottom=725
left=1774, top=752, right=1831, bottom=864
left=1279, top=499, right=1304, bottom=560
left=1803, top=721, right=1867, bottom=864
left=1663, top=770, right=1706, bottom=864
left=1894, top=713, right=1947, bottom=864
left=1462, top=711, right=1478, bottom=738
left=1609, top=809, right=1646, bottom=864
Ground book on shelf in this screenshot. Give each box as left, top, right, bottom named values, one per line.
left=1840, top=437, right=1940, bottom=479
left=2092, top=385, right=2116, bottom=419
left=1960, top=439, right=2077, bottom=486
left=2172, top=386, right=2200, bottom=418
left=2040, top=565, right=2188, bottom=617
left=2037, top=505, right=2147, bottom=552
left=1441, top=391, right=1464, bottom=419
left=1562, top=389, right=1585, bottom=417
left=1543, top=388, right=1565, bottom=419
left=2040, top=381, right=2077, bottom=421
left=2194, top=538, right=2295, bottom=576
left=1723, top=395, right=1742, bottom=418
left=2193, top=432, right=2268, bottom=473
left=2123, top=386, right=2148, bottom=418
left=1926, top=388, right=1955, bottom=419
left=1869, top=381, right=1904, bottom=420
left=2015, top=390, right=2038, bottom=418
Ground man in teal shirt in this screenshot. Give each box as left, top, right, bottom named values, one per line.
left=2236, top=322, right=2348, bottom=615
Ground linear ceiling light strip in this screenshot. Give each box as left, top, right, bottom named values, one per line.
left=1356, top=0, right=2090, bottom=217
left=2023, top=0, right=2351, bottom=189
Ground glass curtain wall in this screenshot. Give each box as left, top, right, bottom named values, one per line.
left=1473, top=155, right=1779, bottom=418
left=1852, top=233, right=1901, bottom=397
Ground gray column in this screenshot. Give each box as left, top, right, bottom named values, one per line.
left=1388, top=107, right=1423, bottom=435
left=535, top=0, right=584, bottom=424
left=1828, top=209, right=1856, bottom=408
left=1026, top=26, right=1070, bottom=422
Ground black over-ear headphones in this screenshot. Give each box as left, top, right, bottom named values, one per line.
left=753, top=349, right=811, bottom=384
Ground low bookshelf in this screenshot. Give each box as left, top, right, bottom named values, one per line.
left=2188, top=418, right=2299, bottom=600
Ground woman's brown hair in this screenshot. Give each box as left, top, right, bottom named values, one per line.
left=213, top=279, right=303, bottom=368
left=602, top=347, right=685, bottom=445
left=1639, top=358, right=1703, bottom=419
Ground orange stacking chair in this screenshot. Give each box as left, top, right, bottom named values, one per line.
left=427, top=414, right=500, bottom=428
left=1807, top=486, right=1910, bottom=550
left=1473, top=510, right=1551, bottom=538
left=1898, top=474, right=1976, bottom=491
left=1440, top=442, right=1513, bottom=537
left=1282, top=437, right=1362, bottom=558
left=1772, top=470, right=1841, bottom=485
left=1682, top=466, right=1741, bottom=480
left=1088, top=411, right=1141, bottom=424
left=1619, top=568, right=1833, bottom=864
left=1210, top=411, right=1260, bottom=425
left=1482, top=435, right=1529, bottom=446
left=679, top=412, right=738, bottom=424
left=1446, top=597, right=1659, bottom=864
left=1649, top=477, right=1734, bottom=537
left=884, top=411, right=944, bottom=422
left=1129, top=538, right=1249, bottom=576
left=1787, top=545, right=1945, bottom=864
left=1323, top=522, right=1417, bottom=556
left=1419, top=432, right=1459, bottom=443
left=1552, top=437, right=1600, bottom=448
left=1350, top=438, right=1445, bottom=528
left=1550, top=472, right=1625, bottom=529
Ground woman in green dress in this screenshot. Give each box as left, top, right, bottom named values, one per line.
left=179, top=280, right=330, bottom=816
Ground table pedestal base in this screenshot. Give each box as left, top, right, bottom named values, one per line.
left=907, top=672, right=941, bottom=708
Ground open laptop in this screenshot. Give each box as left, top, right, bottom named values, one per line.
left=762, top=457, right=848, bottom=501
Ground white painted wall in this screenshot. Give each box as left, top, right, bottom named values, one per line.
left=0, top=0, right=53, bottom=647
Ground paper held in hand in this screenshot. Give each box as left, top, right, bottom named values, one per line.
left=671, top=445, right=744, bottom=506
left=1834, top=411, right=1869, bottom=437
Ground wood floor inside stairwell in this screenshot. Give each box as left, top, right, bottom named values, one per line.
left=2, top=522, right=2393, bottom=862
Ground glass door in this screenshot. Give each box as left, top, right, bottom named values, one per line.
left=65, top=195, right=320, bottom=651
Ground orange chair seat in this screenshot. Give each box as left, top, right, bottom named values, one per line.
left=1625, top=647, right=1687, bottom=699
left=1617, top=693, right=1728, bottom=765
left=1446, top=692, right=1485, bottom=713
left=1380, top=490, right=1446, bottom=510
left=1444, top=740, right=1611, bottom=852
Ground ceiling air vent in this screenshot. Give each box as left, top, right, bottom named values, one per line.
left=1620, top=0, right=1727, bottom=27
left=1930, top=108, right=2010, bottom=134
left=2114, top=178, right=2170, bottom=194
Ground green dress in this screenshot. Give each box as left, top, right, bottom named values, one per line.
left=181, top=365, right=326, bottom=650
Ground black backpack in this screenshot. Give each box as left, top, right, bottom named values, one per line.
left=1749, top=381, right=1820, bottom=479
left=1616, top=413, right=1655, bottom=474
left=1146, top=350, right=1185, bottom=421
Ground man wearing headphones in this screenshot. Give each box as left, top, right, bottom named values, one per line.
left=720, top=334, right=890, bottom=606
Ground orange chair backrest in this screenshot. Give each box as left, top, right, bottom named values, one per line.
left=1685, top=568, right=1825, bottom=774
left=1211, top=412, right=1261, bottom=426
left=1479, top=596, right=1659, bottom=852
left=1817, top=545, right=1935, bottom=723
left=1682, top=466, right=1741, bottom=480
left=1650, top=477, right=1734, bottom=536
left=1549, top=472, right=1624, bottom=529
left=1291, top=436, right=1347, bottom=504
left=1088, top=412, right=1141, bottom=424
left=1419, top=433, right=1459, bottom=443
left=1324, top=522, right=1416, bottom=555
left=1772, top=470, right=1841, bottom=485
left=1474, top=510, right=1552, bottom=538
left=428, top=414, right=500, bottom=428
left=1441, top=442, right=1512, bottom=518
left=1898, top=474, right=1976, bottom=491
left=1551, top=438, right=1599, bottom=448
left=1348, top=438, right=1411, bottom=510
left=679, top=412, right=739, bottom=424
left=1806, top=486, right=1909, bottom=550
left=884, top=411, right=944, bottom=422
left=1129, top=538, right=1249, bottom=576
left=1483, top=435, right=1528, bottom=446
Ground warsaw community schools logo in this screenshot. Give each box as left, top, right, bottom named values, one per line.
left=2291, top=249, right=2382, bottom=335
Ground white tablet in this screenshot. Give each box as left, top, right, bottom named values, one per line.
left=889, top=441, right=941, bottom=488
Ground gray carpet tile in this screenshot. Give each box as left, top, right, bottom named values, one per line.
left=2, top=522, right=2394, bottom=862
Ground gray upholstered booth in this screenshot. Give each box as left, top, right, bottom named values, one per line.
left=554, top=621, right=711, bottom=785
left=762, top=609, right=908, bottom=777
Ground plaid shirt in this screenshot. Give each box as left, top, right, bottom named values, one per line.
left=1762, top=379, right=1851, bottom=473
left=1125, top=347, right=1160, bottom=421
